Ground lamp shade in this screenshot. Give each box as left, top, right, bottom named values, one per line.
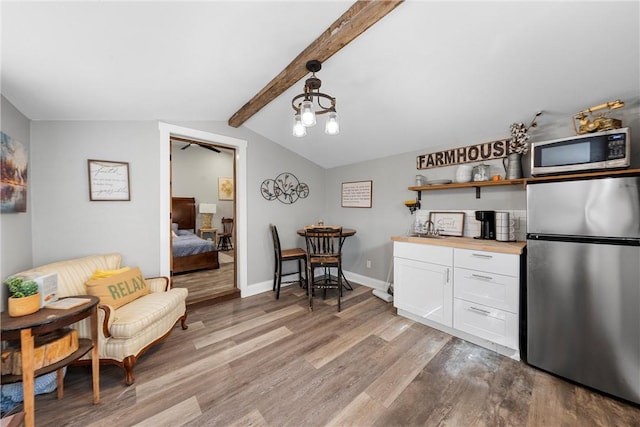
left=199, top=203, right=217, bottom=214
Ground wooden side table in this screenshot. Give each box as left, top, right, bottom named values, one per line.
left=1, top=296, right=100, bottom=427
left=198, top=227, right=218, bottom=243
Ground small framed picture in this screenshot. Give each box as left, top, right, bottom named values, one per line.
left=88, top=160, right=130, bottom=201
left=341, top=180, right=373, bottom=208
left=429, top=211, right=464, bottom=236
left=218, top=177, right=234, bottom=201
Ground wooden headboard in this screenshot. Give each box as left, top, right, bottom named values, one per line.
left=172, top=197, right=195, bottom=230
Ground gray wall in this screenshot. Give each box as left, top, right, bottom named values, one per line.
left=1, top=96, right=33, bottom=311
left=4, top=100, right=639, bottom=300
left=324, top=103, right=640, bottom=282
left=30, top=121, right=162, bottom=272
left=26, top=119, right=325, bottom=287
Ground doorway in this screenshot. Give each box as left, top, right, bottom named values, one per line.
left=158, top=122, right=248, bottom=301
left=170, top=136, right=239, bottom=306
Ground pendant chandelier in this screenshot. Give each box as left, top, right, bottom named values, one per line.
left=291, top=60, right=339, bottom=137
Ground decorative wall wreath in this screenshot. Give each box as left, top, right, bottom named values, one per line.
left=260, top=172, right=309, bottom=204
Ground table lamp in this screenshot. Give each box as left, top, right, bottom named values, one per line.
left=199, top=203, right=216, bottom=229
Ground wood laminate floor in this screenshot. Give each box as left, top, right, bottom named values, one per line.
left=172, top=251, right=237, bottom=305
left=28, top=283, right=640, bottom=426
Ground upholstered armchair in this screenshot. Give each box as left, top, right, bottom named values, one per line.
left=13, top=253, right=188, bottom=385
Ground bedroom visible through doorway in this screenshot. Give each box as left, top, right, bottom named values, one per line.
left=170, top=136, right=239, bottom=306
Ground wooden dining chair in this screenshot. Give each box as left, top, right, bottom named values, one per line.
left=217, top=217, right=234, bottom=250
left=304, top=226, right=344, bottom=311
left=270, top=224, right=307, bottom=299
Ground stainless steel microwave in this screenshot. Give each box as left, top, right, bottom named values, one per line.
left=530, top=128, right=630, bottom=176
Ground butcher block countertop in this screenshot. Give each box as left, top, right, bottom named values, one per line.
left=391, top=235, right=527, bottom=255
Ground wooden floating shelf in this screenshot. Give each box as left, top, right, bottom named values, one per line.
left=408, top=169, right=640, bottom=199
left=408, top=178, right=527, bottom=192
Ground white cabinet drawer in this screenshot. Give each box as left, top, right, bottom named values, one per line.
left=454, top=248, right=519, bottom=276
left=454, top=267, right=519, bottom=313
left=394, top=241, right=453, bottom=266
left=453, top=299, right=519, bottom=350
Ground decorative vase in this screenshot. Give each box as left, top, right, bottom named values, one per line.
left=8, top=293, right=41, bottom=317
left=455, top=164, right=473, bottom=183
left=503, top=153, right=523, bottom=179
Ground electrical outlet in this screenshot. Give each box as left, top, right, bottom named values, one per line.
left=366, top=259, right=372, bottom=268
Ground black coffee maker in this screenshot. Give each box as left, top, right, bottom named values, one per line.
left=475, top=210, right=496, bottom=239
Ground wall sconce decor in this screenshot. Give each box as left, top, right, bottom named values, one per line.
left=261, top=172, right=309, bottom=204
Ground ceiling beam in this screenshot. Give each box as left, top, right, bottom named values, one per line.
left=228, top=0, right=404, bottom=128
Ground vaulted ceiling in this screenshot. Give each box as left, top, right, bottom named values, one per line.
left=2, top=1, right=639, bottom=168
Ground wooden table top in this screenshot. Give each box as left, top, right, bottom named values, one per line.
left=1, top=296, right=99, bottom=334
left=296, top=228, right=357, bottom=237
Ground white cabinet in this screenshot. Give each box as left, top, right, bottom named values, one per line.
left=453, top=248, right=520, bottom=350
left=394, top=242, right=453, bottom=327
left=393, top=241, right=523, bottom=358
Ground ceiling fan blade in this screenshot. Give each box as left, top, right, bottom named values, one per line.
left=203, top=145, right=221, bottom=153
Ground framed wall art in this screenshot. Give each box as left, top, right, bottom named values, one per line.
left=429, top=211, right=464, bottom=236
left=341, top=180, right=372, bottom=208
left=88, top=159, right=130, bottom=201
left=1, top=131, right=28, bottom=213
left=218, top=177, right=234, bottom=200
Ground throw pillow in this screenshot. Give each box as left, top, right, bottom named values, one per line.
left=85, top=267, right=149, bottom=309
left=90, top=266, right=131, bottom=280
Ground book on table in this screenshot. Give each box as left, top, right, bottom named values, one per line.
left=45, top=297, right=91, bottom=310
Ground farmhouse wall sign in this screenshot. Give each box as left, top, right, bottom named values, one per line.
left=261, top=172, right=309, bottom=205
left=416, top=139, right=510, bottom=170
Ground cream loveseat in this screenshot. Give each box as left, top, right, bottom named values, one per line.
left=14, top=253, right=188, bottom=385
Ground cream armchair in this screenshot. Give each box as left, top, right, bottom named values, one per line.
left=14, top=253, right=188, bottom=385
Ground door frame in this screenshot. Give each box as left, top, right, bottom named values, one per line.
left=158, top=122, right=248, bottom=296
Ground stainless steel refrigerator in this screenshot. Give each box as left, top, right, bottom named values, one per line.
left=526, top=175, right=640, bottom=405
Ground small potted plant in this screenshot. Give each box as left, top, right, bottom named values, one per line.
left=4, top=276, right=40, bottom=317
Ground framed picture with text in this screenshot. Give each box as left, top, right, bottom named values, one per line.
left=429, top=211, right=464, bottom=236
left=88, top=159, right=130, bottom=201
left=341, top=180, right=372, bottom=208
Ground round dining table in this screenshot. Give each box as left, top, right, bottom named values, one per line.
left=296, top=227, right=357, bottom=238
left=296, top=227, right=357, bottom=290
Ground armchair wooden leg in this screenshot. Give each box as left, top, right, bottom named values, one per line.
left=123, top=356, right=136, bottom=386
left=180, top=313, right=188, bottom=330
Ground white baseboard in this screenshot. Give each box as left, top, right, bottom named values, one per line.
left=342, top=270, right=389, bottom=291
left=244, top=271, right=389, bottom=298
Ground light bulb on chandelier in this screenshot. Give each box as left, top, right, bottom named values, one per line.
left=292, top=60, right=339, bottom=137
left=292, top=114, right=307, bottom=137
left=325, top=111, right=340, bottom=135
